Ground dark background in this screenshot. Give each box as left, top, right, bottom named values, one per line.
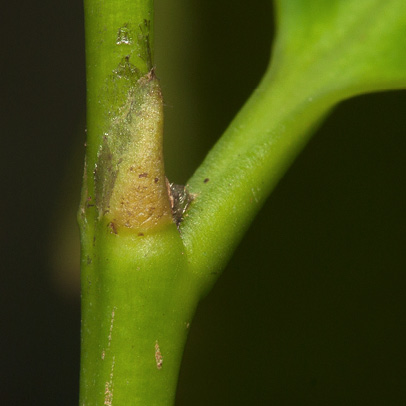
left=1, top=1, right=405, bottom=404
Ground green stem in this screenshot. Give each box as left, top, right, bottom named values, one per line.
left=79, top=221, right=200, bottom=405
left=83, top=0, right=154, bottom=192
left=181, top=62, right=336, bottom=294
left=79, top=0, right=406, bottom=403
left=181, top=0, right=406, bottom=292
left=80, top=0, right=202, bottom=404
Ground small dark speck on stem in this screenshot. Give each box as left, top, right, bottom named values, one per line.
left=204, top=178, right=210, bottom=183
left=108, top=222, right=118, bottom=234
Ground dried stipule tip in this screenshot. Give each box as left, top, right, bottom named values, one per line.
left=95, top=67, right=173, bottom=233
left=166, top=179, right=195, bottom=228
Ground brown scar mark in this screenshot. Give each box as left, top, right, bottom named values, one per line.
left=138, top=232, right=144, bottom=236
left=104, top=355, right=115, bottom=406
left=138, top=172, right=148, bottom=178
left=146, top=67, right=156, bottom=81
left=108, top=308, right=116, bottom=346
left=103, top=312, right=116, bottom=403
left=204, top=178, right=210, bottom=183
left=154, top=177, right=159, bottom=183
left=155, top=341, right=163, bottom=369
left=86, top=195, right=95, bottom=208
left=108, top=222, right=118, bottom=234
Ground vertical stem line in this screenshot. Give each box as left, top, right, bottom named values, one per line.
left=79, top=1, right=202, bottom=405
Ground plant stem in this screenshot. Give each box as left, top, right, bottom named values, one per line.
left=79, top=0, right=406, bottom=403
left=83, top=0, right=154, bottom=188
left=79, top=222, right=200, bottom=405
left=181, top=0, right=406, bottom=292
left=79, top=1, right=202, bottom=404
left=181, top=62, right=336, bottom=294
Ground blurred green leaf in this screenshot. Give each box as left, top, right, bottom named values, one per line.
left=273, top=0, right=406, bottom=98
left=183, top=0, right=406, bottom=287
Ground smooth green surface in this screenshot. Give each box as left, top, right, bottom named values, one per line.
left=181, top=0, right=406, bottom=293
left=80, top=222, right=200, bottom=405
left=273, top=0, right=406, bottom=96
